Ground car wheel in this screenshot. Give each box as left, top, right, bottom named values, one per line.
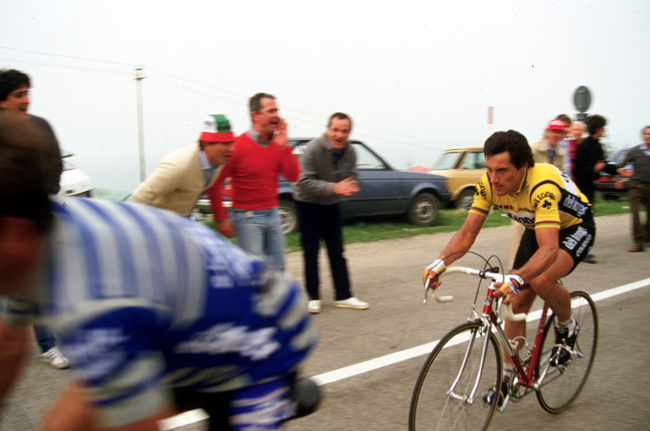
left=278, top=199, right=298, bottom=234
left=407, top=192, right=439, bottom=227
left=455, top=189, right=476, bottom=210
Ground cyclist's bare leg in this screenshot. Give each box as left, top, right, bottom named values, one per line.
left=527, top=249, right=574, bottom=323
left=503, top=288, right=536, bottom=365
left=502, top=250, right=575, bottom=368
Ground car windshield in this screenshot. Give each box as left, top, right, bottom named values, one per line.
left=353, top=143, right=386, bottom=169
left=459, top=151, right=486, bottom=170
left=291, top=141, right=307, bottom=156
left=432, top=152, right=461, bottom=170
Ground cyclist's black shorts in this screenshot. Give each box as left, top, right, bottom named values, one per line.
left=513, top=219, right=595, bottom=274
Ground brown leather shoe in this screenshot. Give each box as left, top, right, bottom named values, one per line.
left=628, top=246, right=643, bottom=252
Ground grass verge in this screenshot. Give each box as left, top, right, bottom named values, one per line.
left=205, top=194, right=631, bottom=254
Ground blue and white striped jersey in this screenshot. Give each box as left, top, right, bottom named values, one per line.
left=32, top=197, right=315, bottom=426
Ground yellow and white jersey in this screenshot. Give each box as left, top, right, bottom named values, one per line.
left=469, top=163, right=592, bottom=230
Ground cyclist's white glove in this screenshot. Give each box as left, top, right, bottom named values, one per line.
left=426, top=258, right=445, bottom=273
left=423, top=259, right=446, bottom=288
left=497, top=274, right=525, bottom=303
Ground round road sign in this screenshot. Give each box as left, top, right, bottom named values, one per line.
left=573, top=86, right=591, bottom=113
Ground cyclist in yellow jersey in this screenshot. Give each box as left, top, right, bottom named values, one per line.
left=423, top=130, right=594, bottom=398
left=471, top=159, right=592, bottom=232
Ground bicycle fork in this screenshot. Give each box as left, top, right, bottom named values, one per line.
left=446, top=322, right=493, bottom=405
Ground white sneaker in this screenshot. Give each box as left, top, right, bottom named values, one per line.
left=308, top=300, right=322, bottom=314
left=333, top=297, right=369, bottom=310
left=40, top=346, right=70, bottom=369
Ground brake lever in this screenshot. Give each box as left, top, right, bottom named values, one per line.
left=423, top=278, right=431, bottom=304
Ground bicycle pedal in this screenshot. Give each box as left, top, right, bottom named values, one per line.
left=481, top=389, right=496, bottom=407
left=481, top=382, right=510, bottom=412
left=550, top=344, right=575, bottom=369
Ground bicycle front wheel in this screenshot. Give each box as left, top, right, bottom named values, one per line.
left=409, top=321, right=503, bottom=431
left=535, top=291, right=598, bottom=413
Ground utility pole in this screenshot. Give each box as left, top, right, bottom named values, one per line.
left=135, top=67, right=146, bottom=181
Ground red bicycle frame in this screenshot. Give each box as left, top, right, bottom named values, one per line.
left=482, top=287, right=551, bottom=389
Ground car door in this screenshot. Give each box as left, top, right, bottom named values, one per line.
left=340, top=142, right=405, bottom=216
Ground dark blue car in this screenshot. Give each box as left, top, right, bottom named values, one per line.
left=278, top=139, right=450, bottom=234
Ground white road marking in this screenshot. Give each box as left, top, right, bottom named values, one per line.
left=313, top=278, right=650, bottom=386
left=159, top=409, right=209, bottom=430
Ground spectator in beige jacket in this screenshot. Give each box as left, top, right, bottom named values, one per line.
left=132, top=114, right=234, bottom=237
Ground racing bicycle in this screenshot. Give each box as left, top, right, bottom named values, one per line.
left=408, top=263, right=598, bottom=431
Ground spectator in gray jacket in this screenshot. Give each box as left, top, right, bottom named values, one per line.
left=293, top=113, right=369, bottom=314
left=618, top=126, right=650, bottom=252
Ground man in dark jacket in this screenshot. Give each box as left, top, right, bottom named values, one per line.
left=572, top=115, right=618, bottom=204
left=572, top=114, right=618, bottom=263
left=293, top=113, right=369, bottom=314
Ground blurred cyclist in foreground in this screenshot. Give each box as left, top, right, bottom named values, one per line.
left=0, top=112, right=316, bottom=431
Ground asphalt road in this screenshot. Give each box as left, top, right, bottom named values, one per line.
left=2, top=213, right=649, bottom=430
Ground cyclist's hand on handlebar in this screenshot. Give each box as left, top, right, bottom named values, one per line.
left=494, top=274, right=524, bottom=304
left=423, top=259, right=445, bottom=289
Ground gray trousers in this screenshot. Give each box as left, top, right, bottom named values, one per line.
left=629, top=184, right=650, bottom=248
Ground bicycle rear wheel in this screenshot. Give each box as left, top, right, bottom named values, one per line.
left=535, top=291, right=598, bottom=413
left=409, top=321, right=503, bottom=431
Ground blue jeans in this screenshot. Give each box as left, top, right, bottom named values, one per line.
left=34, top=323, right=57, bottom=352
left=231, top=207, right=285, bottom=271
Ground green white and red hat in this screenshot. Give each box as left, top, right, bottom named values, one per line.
left=199, top=114, right=234, bottom=142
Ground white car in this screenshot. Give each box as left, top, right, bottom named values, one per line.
left=58, top=151, right=92, bottom=197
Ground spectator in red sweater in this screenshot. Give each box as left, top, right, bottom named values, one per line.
left=208, top=93, right=300, bottom=271
left=565, top=121, right=585, bottom=180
